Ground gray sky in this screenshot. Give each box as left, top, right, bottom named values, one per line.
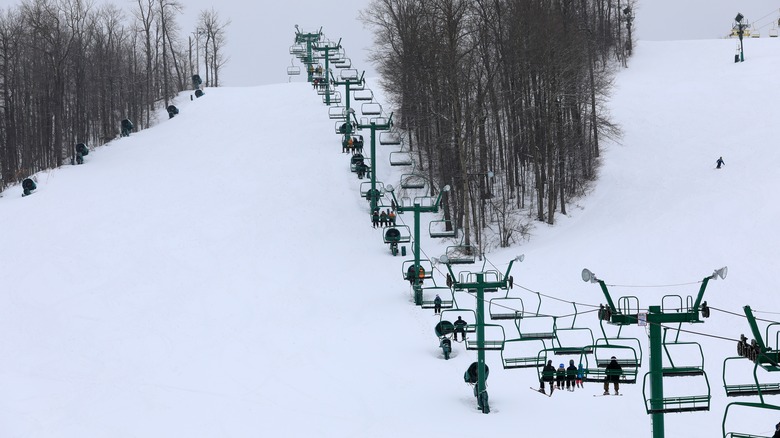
left=97, top=0, right=780, bottom=86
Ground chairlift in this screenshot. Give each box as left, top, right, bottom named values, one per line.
left=660, top=338, right=706, bottom=377
left=400, top=173, right=426, bottom=190
left=722, top=356, right=780, bottom=397
left=444, top=245, right=476, bottom=265
left=361, top=102, right=382, bottom=116
left=379, top=131, right=402, bottom=145
left=323, top=91, right=342, bottom=104
left=370, top=116, right=390, bottom=126
left=593, top=337, right=643, bottom=368
left=439, top=308, right=477, bottom=337
left=350, top=154, right=366, bottom=172
left=383, top=225, right=411, bottom=256
left=402, top=259, right=434, bottom=281
left=429, top=219, right=458, bottom=239
left=335, top=121, right=353, bottom=135
left=421, top=286, right=455, bottom=310
left=722, top=401, right=780, bottom=438
left=465, top=324, right=506, bottom=351
left=340, top=69, right=359, bottom=81
left=359, top=181, right=385, bottom=198
left=641, top=371, right=711, bottom=414
left=399, top=195, right=435, bottom=209
left=501, top=338, right=548, bottom=369
left=334, top=58, right=352, bottom=69
left=552, top=326, right=596, bottom=355
left=389, top=151, right=413, bottom=166
left=353, top=89, right=374, bottom=101
left=287, top=59, right=301, bottom=76
left=328, top=106, right=348, bottom=120
left=515, top=313, right=556, bottom=341
left=289, top=44, right=305, bottom=55
left=488, top=297, right=524, bottom=320
left=771, top=27, right=778, bottom=37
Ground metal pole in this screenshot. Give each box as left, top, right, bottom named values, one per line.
left=413, top=205, right=422, bottom=305
left=476, top=272, right=488, bottom=413
left=369, top=123, right=378, bottom=213
left=649, top=305, right=665, bottom=438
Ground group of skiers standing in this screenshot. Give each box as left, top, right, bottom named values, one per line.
left=539, top=356, right=623, bottom=396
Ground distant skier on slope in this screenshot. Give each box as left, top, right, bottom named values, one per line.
left=716, top=156, right=725, bottom=169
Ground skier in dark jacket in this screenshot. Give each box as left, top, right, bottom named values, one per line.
left=566, top=360, right=578, bottom=390
left=372, top=209, right=380, bottom=229
left=453, top=316, right=468, bottom=342
left=433, top=294, right=443, bottom=314
left=556, top=363, right=566, bottom=390
left=539, top=360, right=556, bottom=394
left=772, top=421, right=780, bottom=438
left=604, top=356, right=623, bottom=395
left=120, top=118, right=134, bottom=137
left=716, top=156, right=725, bottom=169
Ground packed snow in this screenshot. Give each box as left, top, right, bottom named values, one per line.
left=1, top=37, right=780, bottom=437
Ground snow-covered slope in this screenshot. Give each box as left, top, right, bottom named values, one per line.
left=1, top=37, right=779, bottom=437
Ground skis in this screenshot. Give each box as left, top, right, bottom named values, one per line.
left=531, top=387, right=553, bottom=397
left=594, top=393, right=623, bottom=397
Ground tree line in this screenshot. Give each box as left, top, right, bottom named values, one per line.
left=361, top=0, right=635, bottom=252
left=0, top=0, right=229, bottom=193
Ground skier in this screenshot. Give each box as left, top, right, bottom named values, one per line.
left=372, top=209, right=380, bottom=229
left=556, top=363, right=566, bottom=390
left=407, top=265, right=417, bottom=285
left=539, top=360, right=556, bottom=394
left=604, top=356, right=623, bottom=395
left=773, top=421, right=780, bottom=438
left=576, top=363, right=585, bottom=388
left=716, top=156, right=725, bottom=169
left=453, top=316, right=468, bottom=342
left=433, top=294, right=443, bottom=314
left=379, top=210, right=388, bottom=227
left=566, top=360, right=578, bottom=391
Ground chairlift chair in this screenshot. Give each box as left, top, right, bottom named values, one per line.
left=400, top=173, right=426, bottom=190
left=439, top=308, right=478, bottom=338
left=770, top=27, right=778, bottom=37
left=323, top=91, right=342, bottom=104
left=353, top=89, right=374, bottom=101
left=360, top=181, right=385, bottom=198
left=488, top=297, right=525, bottom=320
left=383, top=225, right=411, bottom=256
left=421, top=286, right=455, bottom=310
left=402, top=259, right=434, bottom=281
left=593, top=337, right=643, bottom=368
left=642, top=371, right=711, bottom=414
left=379, top=131, right=402, bottom=146
left=287, top=61, right=301, bottom=76
left=444, top=245, right=476, bottom=265
left=501, top=338, right=548, bottom=369
left=723, top=356, right=780, bottom=397
left=722, top=401, right=780, bottom=438
left=552, top=326, right=596, bottom=355
left=361, top=102, right=382, bottom=116
left=328, top=106, right=348, bottom=120
left=389, top=151, right=413, bottom=166
left=514, top=314, right=556, bottom=341
left=340, top=69, right=359, bottom=81
left=334, top=58, right=352, bottom=69
left=429, top=219, right=458, bottom=238
left=465, top=324, right=506, bottom=351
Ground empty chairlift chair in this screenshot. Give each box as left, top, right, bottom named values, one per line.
left=389, top=151, right=413, bottom=166
left=444, top=245, right=476, bottom=265
left=400, top=173, right=426, bottom=190
left=361, top=102, right=382, bottom=116
left=379, top=131, right=402, bottom=146
left=353, top=89, right=374, bottom=101
left=429, top=219, right=458, bottom=239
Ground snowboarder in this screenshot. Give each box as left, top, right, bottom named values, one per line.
left=604, top=356, right=623, bottom=395
left=433, top=294, right=442, bottom=314
left=556, top=363, right=566, bottom=390
left=566, top=360, right=578, bottom=390
left=539, top=360, right=556, bottom=394
left=453, top=316, right=468, bottom=342
left=716, top=156, right=725, bottom=169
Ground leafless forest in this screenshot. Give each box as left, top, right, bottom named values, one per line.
left=362, top=0, right=636, bottom=252
left=0, top=0, right=228, bottom=192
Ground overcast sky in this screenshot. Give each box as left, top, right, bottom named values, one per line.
left=102, top=0, right=780, bottom=86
